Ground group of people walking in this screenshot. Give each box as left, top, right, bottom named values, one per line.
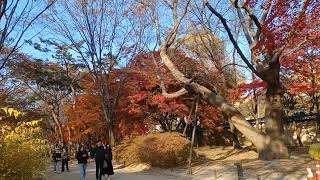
left=52, top=143, right=70, bottom=173
left=52, top=141, right=114, bottom=180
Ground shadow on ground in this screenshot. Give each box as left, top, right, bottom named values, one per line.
left=48, top=146, right=311, bottom=180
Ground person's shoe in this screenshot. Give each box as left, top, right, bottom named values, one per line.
left=54, top=170, right=57, bottom=173
left=67, top=170, right=70, bottom=172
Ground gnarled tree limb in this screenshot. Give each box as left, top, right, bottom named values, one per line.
left=204, top=1, right=263, bottom=79
left=158, top=0, right=288, bottom=160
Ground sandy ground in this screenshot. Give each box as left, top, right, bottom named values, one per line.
left=192, top=146, right=311, bottom=180
left=47, top=162, right=192, bottom=180
left=48, top=146, right=313, bottom=180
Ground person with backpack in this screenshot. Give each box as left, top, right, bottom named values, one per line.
left=61, top=147, right=70, bottom=172
left=52, top=144, right=62, bottom=173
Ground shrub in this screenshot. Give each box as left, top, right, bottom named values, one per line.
left=309, top=143, right=320, bottom=160
left=114, top=132, right=191, bottom=167
left=0, top=120, right=50, bottom=179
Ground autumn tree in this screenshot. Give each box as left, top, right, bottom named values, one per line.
left=203, top=0, right=320, bottom=150
left=9, top=58, right=73, bottom=142
left=64, top=71, right=149, bottom=142
left=136, top=0, right=316, bottom=160
left=121, top=52, right=223, bottom=136
left=282, top=46, right=320, bottom=136
left=283, top=48, right=320, bottom=114
left=176, top=15, right=246, bottom=148
left=27, top=38, right=87, bottom=111
left=43, top=0, right=150, bottom=145
left=64, top=74, right=109, bottom=143
left=0, top=108, right=50, bottom=179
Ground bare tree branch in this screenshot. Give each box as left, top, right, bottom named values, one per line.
left=222, top=63, right=249, bottom=70
left=231, top=0, right=262, bottom=29
left=230, top=0, right=253, bottom=45
left=204, top=1, right=262, bottom=78
left=0, top=0, right=57, bottom=70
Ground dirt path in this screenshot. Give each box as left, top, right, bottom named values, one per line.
left=47, top=160, right=307, bottom=180
left=47, top=161, right=308, bottom=180
left=47, top=161, right=191, bottom=180
left=48, top=146, right=310, bottom=180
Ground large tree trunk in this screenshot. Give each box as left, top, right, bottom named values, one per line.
left=108, top=124, right=115, bottom=146
left=205, top=91, right=288, bottom=160
left=160, top=49, right=289, bottom=160
left=264, top=83, right=294, bottom=146
left=52, top=110, right=64, bottom=143
left=158, top=4, right=288, bottom=158
left=186, top=82, right=289, bottom=159
left=101, top=104, right=115, bottom=146
left=265, top=87, right=284, bottom=140
left=229, top=120, right=242, bottom=149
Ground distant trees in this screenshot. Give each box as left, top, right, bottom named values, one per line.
left=41, top=0, right=149, bottom=145
left=10, top=59, right=72, bottom=142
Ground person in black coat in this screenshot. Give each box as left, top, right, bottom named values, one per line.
left=61, top=147, right=70, bottom=172
left=102, top=144, right=114, bottom=179
left=94, top=141, right=106, bottom=180
left=93, top=141, right=114, bottom=180
left=76, top=146, right=89, bottom=180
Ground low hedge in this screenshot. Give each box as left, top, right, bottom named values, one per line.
left=309, top=143, right=320, bottom=160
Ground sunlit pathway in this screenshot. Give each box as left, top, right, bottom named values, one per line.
left=47, top=160, right=307, bottom=180
left=47, top=161, right=188, bottom=180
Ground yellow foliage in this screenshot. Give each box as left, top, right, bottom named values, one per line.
left=0, top=109, right=50, bottom=180
left=1, top=107, right=26, bottom=119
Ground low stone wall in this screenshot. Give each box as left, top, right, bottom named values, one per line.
left=288, top=121, right=319, bottom=145
left=250, top=121, right=319, bottom=146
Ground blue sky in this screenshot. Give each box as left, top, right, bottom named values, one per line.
left=15, top=0, right=253, bottom=83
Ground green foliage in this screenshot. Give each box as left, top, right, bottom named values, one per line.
left=114, top=133, right=191, bottom=168
left=0, top=108, right=50, bottom=180
left=12, top=59, right=72, bottom=92
left=308, top=143, right=320, bottom=160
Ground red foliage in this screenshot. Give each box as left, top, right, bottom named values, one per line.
left=120, top=51, right=223, bottom=133
left=283, top=48, right=320, bottom=97
left=64, top=75, right=108, bottom=142
left=248, top=0, right=320, bottom=63
left=229, top=80, right=267, bottom=102
left=64, top=51, right=224, bottom=142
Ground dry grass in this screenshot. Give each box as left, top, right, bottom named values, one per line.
left=112, top=145, right=313, bottom=179
left=114, top=132, right=191, bottom=168
left=195, top=146, right=258, bottom=163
